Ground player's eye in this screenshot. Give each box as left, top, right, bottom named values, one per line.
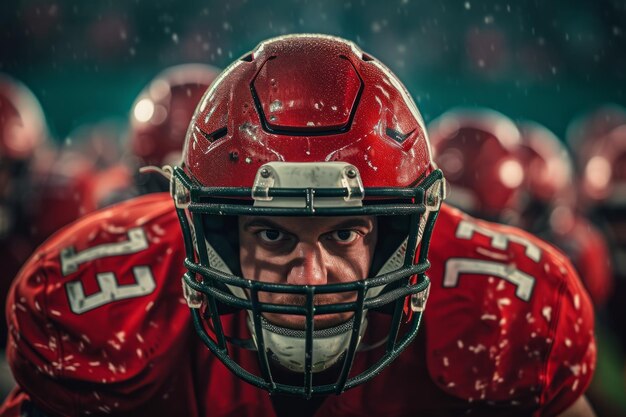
left=258, top=229, right=285, bottom=242
left=329, top=230, right=358, bottom=243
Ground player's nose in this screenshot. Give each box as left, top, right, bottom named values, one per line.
left=286, top=241, right=328, bottom=286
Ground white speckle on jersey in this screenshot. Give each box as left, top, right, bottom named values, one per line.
left=89, top=361, right=101, bottom=367
left=541, top=306, right=552, bottom=322
left=481, top=314, right=497, bottom=321
left=496, top=280, right=506, bottom=291
left=107, top=340, right=122, bottom=350
left=572, top=378, right=579, bottom=391
left=34, top=343, right=51, bottom=351
left=81, top=334, right=91, bottom=344
left=145, top=301, right=155, bottom=311
left=97, top=405, right=112, bottom=414
left=149, top=320, right=159, bottom=328
left=447, top=382, right=456, bottom=388
left=545, top=338, right=553, bottom=345
left=137, top=348, right=143, bottom=358
left=64, top=355, right=74, bottom=361
left=443, top=357, right=449, bottom=367
left=136, top=333, right=144, bottom=343
left=457, top=340, right=464, bottom=349
left=573, top=293, right=581, bottom=310
left=565, top=338, right=572, bottom=347
left=93, top=391, right=102, bottom=400
left=499, top=317, right=507, bottom=327
left=88, top=229, right=98, bottom=242
left=50, top=309, right=62, bottom=317
left=570, top=364, right=581, bottom=376
left=509, top=388, right=516, bottom=395
left=150, top=237, right=162, bottom=244
left=497, top=298, right=511, bottom=307
left=468, top=344, right=486, bottom=354
left=115, top=331, right=126, bottom=343
left=15, top=303, right=27, bottom=313
left=166, top=248, right=173, bottom=255
left=48, top=336, right=58, bottom=351
left=530, top=332, right=537, bottom=338
left=498, top=339, right=509, bottom=349
left=151, top=224, right=166, bottom=236
left=108, top=362, right=117, bottom=373
left=525, top=312, right=535, bottom=324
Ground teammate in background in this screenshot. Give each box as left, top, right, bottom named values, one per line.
left=52, top=64, right=221, bottom=217
left=427, top=107, right=525, bottom=224
left=516, top=121, right=613, bottom=308
left=579, top=125, right=626, bottom=347
left=1, top=35, right=596, bottom=416
left=0, top=74, right=51, bottom=290
left=126, top=63, right=221, bottom=195
left=566, top=104, right=626, bottom=183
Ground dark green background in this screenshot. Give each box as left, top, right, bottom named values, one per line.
left=1, top=0, right=625, bottom=143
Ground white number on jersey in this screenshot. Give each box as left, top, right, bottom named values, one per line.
left=443, top=220, right=542, bottom=301
left=60, top=228, right=156, bottom=314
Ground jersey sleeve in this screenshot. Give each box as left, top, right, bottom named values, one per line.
left=538, top=255, right=596, bottom=417
left=424, top=207, right=596, bottom=416
left=5, top=195, right=194, bottom=416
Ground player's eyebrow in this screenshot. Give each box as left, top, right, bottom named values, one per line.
left=241, top=217, right=375, bottom=234
left=241, top=218, right=288, bottom=232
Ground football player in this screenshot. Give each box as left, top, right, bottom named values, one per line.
left=516, top=121, right=613, bottom=308
left=127, top=63, right=221, bottom=195
left=1, top=35, right=595, bottom=417
left=579, top=125, right=626, bottom=346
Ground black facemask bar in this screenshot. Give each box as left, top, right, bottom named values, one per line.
left=171, top=165, right=445, bottom=398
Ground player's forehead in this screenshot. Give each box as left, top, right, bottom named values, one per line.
left=238, top=215, right=377, bottom=233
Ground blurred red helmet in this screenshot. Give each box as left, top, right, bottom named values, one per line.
left=129, top=63, right=220, bottom=168
left=566, top=103, right=626, bottom=172
left=515, top=121, right=580, bottom=236
left=581, top=124, right=626, bottom=206
left=0, top=74, right=48, bottom=161
left=428, top=107, right=522, bottom=221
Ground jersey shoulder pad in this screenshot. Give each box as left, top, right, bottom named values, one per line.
left=425, top=204, right=595, bottom=413
left=7, top=193, right=193, bottom=414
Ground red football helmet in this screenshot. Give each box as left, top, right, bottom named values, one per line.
left=129, top=63, right=221, bottom=168
left=0, top=74, right=50, bottom=240
left=428, top=107, right=523, bottom=223
left=580, top=124, right=626, bottom=207
left=517, top=121, right=614, bottom=307
left=566, top=103, right=626, bottom=172
left=0, top=74, right=48, bottom=161
left=580, top=125, right=626, bottom=259
left=516, top=121, right=575, bottom=231
left=171, top=34, right=445, bottom=397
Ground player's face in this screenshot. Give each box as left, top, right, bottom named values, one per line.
left=238, top=215, right=378, bottom=330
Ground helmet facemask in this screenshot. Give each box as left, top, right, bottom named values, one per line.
left=173, top=161, right=445, bottom=397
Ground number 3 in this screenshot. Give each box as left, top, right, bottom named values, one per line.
left=60, top=228, right=156, bottom=314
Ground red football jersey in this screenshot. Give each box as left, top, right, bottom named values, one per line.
left=544, top=215, right=613, bottom=307
left=1, top=197, right=595, bottom=417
